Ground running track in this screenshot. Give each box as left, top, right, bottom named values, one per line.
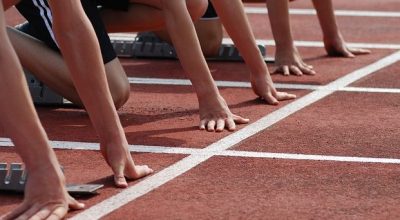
left=1, top=0, right=400, bottom=219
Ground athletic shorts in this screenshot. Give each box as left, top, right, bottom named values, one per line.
left=16, top=0, right=117, bottom=64
left=201, top=1, right=218, bottom=20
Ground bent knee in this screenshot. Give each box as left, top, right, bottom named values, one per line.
left=105, top=58, right=130, bottom=109
left=111, top=80, right=130, bottom=109
left=186, top=0, right=208, bottom=20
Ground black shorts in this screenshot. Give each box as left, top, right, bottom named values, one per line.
left=201, top=1, right=218, bottom=20
left=16, top=0, right=117, bottom=64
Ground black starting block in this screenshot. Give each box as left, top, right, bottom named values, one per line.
left=25, top=71, right=72, bottom=106
left=0, top=163, right=103, bottom=195
left=110, top=32, right=273, bottom=62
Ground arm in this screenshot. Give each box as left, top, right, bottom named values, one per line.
left=265, top=0, right=315, bottom=76
left=159, top=0, right=249, bottom=132
left=312, top=0, right=370, bottom=57
left=0, top=3, right=83, bottom=219
left=210, top=0, right=296, bottom=101
left=48, top=0, right=152, bottom=187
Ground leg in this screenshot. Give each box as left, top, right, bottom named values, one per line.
left=7, top=27, right=130, bottom=109
left=101, top=0, right=208, bottom=32
left=152, top=1, right=223, bottom=57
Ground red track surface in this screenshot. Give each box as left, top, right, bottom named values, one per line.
left=1, top=1, right=400, bottom=219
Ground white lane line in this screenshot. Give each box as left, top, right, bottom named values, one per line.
left=221, top=38, right=400, bottom=50
left=244, top=7, right=400, bottom=18
left=219, top=150, right=400, bottom=164
left=129, top=77, right=400, bottom=94
left=72, top=51, right=400, bottom=219
left=109, top=34, right=400, bottom=50
left=2, top=139, right=400, bottom=164
left=340, top=87, right=400, bottom=94
left=0, top=138, right=201, bottom=155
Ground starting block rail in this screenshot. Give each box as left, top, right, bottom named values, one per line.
left=0, top=163, right=103, bottom=195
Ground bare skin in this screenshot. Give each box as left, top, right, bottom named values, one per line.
left=0, top=1, right=83, bottom=219
left=10, top=0, right=248, bottom=132
left=190, top=0, right=370, bottom=76
left=5, top=0, right=153, bottom=189
left=103, top=0, right=249, bottom=132
left=151, top=0, right=296, bottom=106
left=265, top=0, right=370, bottom=76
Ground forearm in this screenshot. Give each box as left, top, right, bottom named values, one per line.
left=266, top=0, right=294, bottom=48
left=211, top=0, right=268, bottom=77
left=161, top=0, right=219, bottom=100
left=0, top=29, right=55, bottom=171
left=49, top=0, right=123, bottom=140
left=312, top=0, right=341, bottom=39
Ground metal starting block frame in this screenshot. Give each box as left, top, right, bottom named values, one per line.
left=0, top=163, right=103, bottom=195
left=110, top=33, right=273, bottom=62
left=25, top=71, right=72, bottom=106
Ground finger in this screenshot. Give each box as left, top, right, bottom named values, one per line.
left=299, top=65, right=316, bottom=75
left=263, top=93, right=279, bottom=105
left=342, top=49, right=356, bottom=58
left=15, top=203, right=44, bottom=220
left=199, top=119, right=207, bottom=130
left=46, top=206, right=68, bottom=220
left=226, top=118, right=236, bottom=131
left=215, top=119, right=225, bottom=132
left=232, top=114, right=250, bottom=124
left=68, top=196, right=85, bottom=210
left=275, top=91, right=297, bottom=101
left=126, top=165, right=154, bottom=180
left=29, top=205, right=65, bottom=220
left=207, top=120, right=216, bottom=132
left=289, top=65, right=303, bottom=76
left=2, top=203, right=30, bottom=220
left=282, top=66, right=290, bottom=76
left=349, top=48, right=371, bottom=55
left=114, top=167, right=128, bottom=188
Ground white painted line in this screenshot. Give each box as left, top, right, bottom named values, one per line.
left=219, top=150, right=400, bottom=164
left=221, top=38, right=400, bottom=50
left=109, top=33, right=400, bottom=50
left=0, top=138, right=201, bottom=155
left=72, top=51, right=400, bottom=219
left=2, top=138, right=400, bottom=164
left=244, top=7, right=400, bottom=18
left=340, top=87, right=400, bottom=94
left=129, top=77, right=400, bottom=94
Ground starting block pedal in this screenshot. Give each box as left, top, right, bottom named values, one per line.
left=0, top=163, right=103, bottom=195
left=25, top=71, right=73, bottom=106
left=110, top=32, right=274, bottom=62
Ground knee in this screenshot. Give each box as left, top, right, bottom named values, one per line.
left=200, top=35, right=221, bottom=57
left=111, top=79, right=130, bottom=109
left=105, top=59, right=130, bottom=109
left=186, top=0, right=208, bottom=21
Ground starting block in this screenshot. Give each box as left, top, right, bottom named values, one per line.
left=0, top=163, right=103, bottom=195
left=110, top=32, right=274, bottom=62
left=25, top=71, right=72, bottom=106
